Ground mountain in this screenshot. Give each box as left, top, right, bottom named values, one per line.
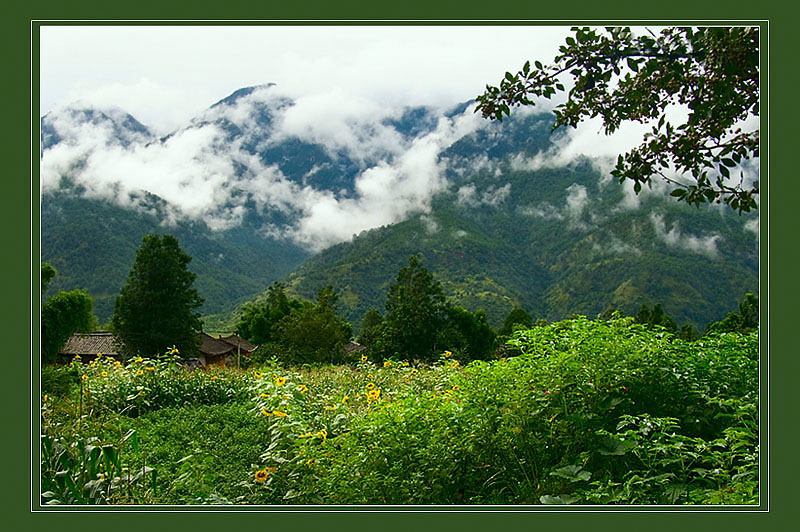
left=39, top=85, right=759, bottom=332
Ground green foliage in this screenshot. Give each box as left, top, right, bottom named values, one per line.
left=635, top=302, right=678, bottom=332
left=272, top=286, right=353, bottom=365
left=235, top=282, right=302, bottom=345
left=41, top=262, right=57, bottom=293
left=476, top=26, right=759, bottom=212
left=40, top=317, right=758, bottom=505
left=498, top=307, right=533, bottom=337
left=41, top=288, right=97, bottom=363
left=377, top=255, right=449, bottom=361
left=706, top=293, right=759, bottom=334
left=112, top=234, right=204, bottom=358
left=437, top=306, right=496, bottom=362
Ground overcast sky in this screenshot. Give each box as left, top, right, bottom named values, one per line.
left=40, top=25, right=572, bottom=134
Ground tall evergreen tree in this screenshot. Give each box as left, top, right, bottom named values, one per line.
left=112, top=234, right=204, bottom=358
left=379, top=255, right=448, bottom=361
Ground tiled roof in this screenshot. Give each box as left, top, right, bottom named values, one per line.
left=199, top=333, right=236, bottom=357
left=59, top=332, right=120, bottom=356
left=218, top=334, right=257, bottom=352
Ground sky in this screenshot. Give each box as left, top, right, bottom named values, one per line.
left=39, top=24, right=756, bottom=253
left=40, top=25, right=572, bottom=134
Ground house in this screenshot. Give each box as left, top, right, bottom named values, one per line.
left=198, top=332, right=258, bottom=368
left=57, top=332, right=123, bottom=364
left=345, top=341, right=367, bottom=355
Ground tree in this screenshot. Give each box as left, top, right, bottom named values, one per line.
left=438, top=306, right=496, bottom=361
left=635, top=303, right=678, bottom=332
left=41, top=262, right=56, bottom=294
left=706, top=293, right=758, bottom=334
left=272, top=286, right=353, bottom=364
left=40, top=263, right=97, bottom=363
left=236, top=282, right=301, bottom=345
left=378, top=255, right=449, bottom=361
left=476, top=26, right=759, bottom=212
left=498, top=307, right=533, bottom=337
left=112, top=234, right=204, bottom=358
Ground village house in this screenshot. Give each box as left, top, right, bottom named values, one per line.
left=57, top=331, right=258, bottom=368
left=57, top=331, right=123, bottom=364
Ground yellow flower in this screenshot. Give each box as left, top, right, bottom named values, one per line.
left=89, top=361, right=95, bottom=367
left=254, top=371, right=263, bottom=379
left=137, top=391, right=145, bottom=397
left=444, top=351, right=452, bottom=358
left=254, top=469, right=269, bottom=483
left=211, top=375, right=218, bottom=380
left=366, top=382, right=375, bottom=390
left=275, top=377, right=286, bottom=386
left=450, top=360, right=460, bottom=368
left=145, top=366, right=155, bottom=371
left=96, top=352, right=103, bottom=358
left=361, top=355, right=368, bottom=363
left=451, top=385, right=460, bottom=391
left=260, top=392, right=269, bottom=398
left=81, top=374, right=88, bottom=382
left=384, top=361, right=392, bottom=368
left=114, top=361, right=121, bottom=368
left=410, top=368, right=418, bottom=375
left=135, top=357, right=143, bottom=363
left=297, top=384, right=308, bottom=394
left=273, top=410, right=288, bottom=417
left=261, top=409, right=272, bottom=417
left=136, top=370, right=144, bottom=376
left=368, top=374, right=374, bottom=379
left=366, top=389, right=381, bottom=402
left=316, top=429, right=328, bottom=441
left=42, top=395, right=48, bottom=402
left=101, top=371, right=108, bottom=378
left=402, top=361, right=410, bottom=367
left=342, top=395, right=349, bottom=403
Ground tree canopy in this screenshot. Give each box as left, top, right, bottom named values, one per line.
left=112, top=234, right=204, bottom=358
left=476, top=26, right=759, bottom=212
left=41, top=263, right=97, bottom=363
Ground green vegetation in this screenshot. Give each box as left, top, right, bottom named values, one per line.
left=40, top=316, right=758, bottom=505
left=40, top=263, right=97, bottom=363
left=112, top=235, right=204, bottom=359
left=476, top=26, right=759, bottom=212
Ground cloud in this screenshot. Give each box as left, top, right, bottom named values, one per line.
left=40, top=91, right=492, bottom=252
left=650, top=213, right=722, bottom=257
left=456, top=183, right=511, bottom=208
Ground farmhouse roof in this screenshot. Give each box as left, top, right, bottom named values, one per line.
left=199, top=332, right=236, bottom=357
left=217, top=334, right=257, bottom=352
left=59, top=332, right=120, bottom=356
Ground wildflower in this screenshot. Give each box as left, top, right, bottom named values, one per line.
left=410, top=368, right=418, bottom=376
left=316, top=429, right=328, bottom=442
left=297, top=432, right=314, bottom=438
left=544, top=390, right=550, bottom=396
left=297, top=384, right=308, bottom=394
left=89, top=361, right=96, bottom=367
left=101, top=371, right=108, bottom=378
left=261, top=409, right=272, bottom=417
left=211, top=375, right=218, bottom=380
left=450, top=360, right=460, bottom=368
left=342, top=395, right=349, bottom=403
left=275, top=377, right=286, bottom=386
left=145, top=366, right=155, bottom=372
left=366, top=382, right=375, bottom=390
left=114, top=361, right=121, bottom=368
left=254, top=371, right=263, bottom=379
left=81, top=374, right=88, bottom=382
left=368, top=374, right=374, bottom=379
left=444, top=351, right=452, bottom=358
left=273, top=410, right=288, bottom=417
left=254, top=469, right=269, bottom=483
left=384, top=361, right=392, bottom=368
left=137, top=391, right=145, bottom=397
left=402, top=361, right=409, bottom=367
left=134, top=357, right=143, bottom=363
left=451, top=385, right=460, bottom=392
left=42, top=395, right=48, bottom=402
left=361, top=355, right=368, bottom=363
left=96, top=352, right=103, bottom=358
left=366, top=389, right=381, bottom=402
left=136, top=370, right=144, bottom=376
left=260, top=392, right=269, bottom=398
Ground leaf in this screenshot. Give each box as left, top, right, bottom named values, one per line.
left=627, top=57, right=639, bottom=72
left=540, top=494, right=578, bottom=505
left=550, top=464, right=591, bottom=482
